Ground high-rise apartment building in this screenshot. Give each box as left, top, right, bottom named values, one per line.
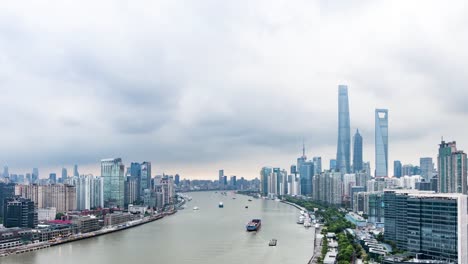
left=375, top=109, right=388, bottom=177
left=393, top=160, right=402, bottom=178
left=101, top=158, right=125, bottom=208
left=438, top=141, right=467, bottom=194
left=353, top=129, right=363, bottom=172
left=384, top=190, right=467, bottom=263
left=73, top=175, right=104, bottom=210
left=337, top=85, right=351, bottom=174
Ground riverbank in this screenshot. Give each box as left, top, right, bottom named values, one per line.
left=0, top=209, right=178, bottom=258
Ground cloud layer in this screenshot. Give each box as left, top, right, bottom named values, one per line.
left=1, top=0, right=467, bottom=178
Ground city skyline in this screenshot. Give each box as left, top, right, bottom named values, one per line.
left=1, top=2, right=468, bottom=179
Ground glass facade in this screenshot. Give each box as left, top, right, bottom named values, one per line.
left=375, top=109, right=388, bottom=177
left=102, top=158, right=125, bottom=208
left=393, top=160, right=402, bottom=178
left=300, top=161, right=314, bottom=196
left=438, top=141, right=467, bottom=194
left=337, top=85, right=351, bottom=174
left=353, top=129, right=363, bottom=172
left=384, top=191, right=463, bottom=263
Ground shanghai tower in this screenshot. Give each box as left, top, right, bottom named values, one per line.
left=336, top=85, right=351, bottom=174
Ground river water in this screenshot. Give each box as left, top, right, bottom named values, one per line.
left=2, top=192, right=315, bottom=264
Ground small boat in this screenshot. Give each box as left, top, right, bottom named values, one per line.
left=245, top=206, right=249, bottom=209
left=246, top=219, right=261, bottom=232
left=269, top=239, right=277, bottom=246
left=248, top=199, right=252, bottom=202
left=193, top=206, right=199, bottom=210
left=297, top=216, right=305, bottom=224
left=219, top=202, right=224, bottom=208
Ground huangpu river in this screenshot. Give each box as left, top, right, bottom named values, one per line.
left=3, top=192, right=315, bottom=264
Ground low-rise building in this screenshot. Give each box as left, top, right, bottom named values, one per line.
left=38, top=207, right=57, bottom=221
left=0, top=228, right=33, bottom=249
left=71, top=216, right=100, bottom=233
left=104, top=212, right=133, bottom=226
left=33, top=224, right=77, bottom=242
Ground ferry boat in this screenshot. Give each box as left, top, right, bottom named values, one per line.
left=219, top=202, right=224, bottom=208
left=246, top=219, right=261, bottom=232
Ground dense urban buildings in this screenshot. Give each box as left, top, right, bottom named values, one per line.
left=375, top=109, right=388, bottom=177
left=419, top=157, right=434, bottom=182
left=336, top=85, right=351, bottom=174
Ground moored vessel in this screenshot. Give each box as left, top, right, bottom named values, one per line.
left=219, top=202, right=224, bottom=208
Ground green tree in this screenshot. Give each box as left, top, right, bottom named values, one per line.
left=55, top=212, right=65, bottom=220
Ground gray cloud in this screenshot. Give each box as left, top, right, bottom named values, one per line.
left=0, top=0, right=467, bottom=178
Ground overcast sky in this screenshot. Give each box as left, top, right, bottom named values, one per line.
left=1, top=1, right=467, bottom=179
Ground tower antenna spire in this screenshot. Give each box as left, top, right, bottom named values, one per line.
left=302, top=138, right=305, bottom=157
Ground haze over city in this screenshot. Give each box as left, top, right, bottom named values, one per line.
left=1, top=1, right=468, bottom=178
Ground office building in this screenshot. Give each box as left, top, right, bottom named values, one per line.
left=0, top=183, right=15, bottom=218
left=375, top=109, right=388, bottom=177
left=384, top=190, right=467, bottom=263
left=3, top=197, right=37, bottom=228
left=260, top=167, right=272, bottom=196
left=49, top=173, right=57, bottom=184
left=101, top=158, right=125, bottom=208
left=218, top=170, right=224, bottom=190
left=174, top=174, right=180, bottom=185
left=300, top=161, right=314, bottom=196
left=353, top=129, right=363, bottom=172
left=140, top=162, right=151, bottom=198
left=393, top=160, right=402, bottom=178
left=420, top=157, right=434, bottom=182
left=329, top=159, right=337, bottom=171
left=73, top=165, right=79, bottom=177
left=32, top=168, right=39, bottom=184
left=337, top=85, right=351, bottom=174
left=61, top=168, right=68, bottom=183
left=438, top=140, right=467, bottom=194
left=313, top=157, right=322, bottom=175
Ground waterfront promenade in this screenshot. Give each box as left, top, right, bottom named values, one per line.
left=0, top=210, right=177, bottom=258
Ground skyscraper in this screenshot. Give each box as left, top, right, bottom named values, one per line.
left=300, top=161, right=314, bottom=196
left=375, top=109, right=388, bottom=177
left=32, top=168, right=39, bottom=183
left=2, top=166, right=9, bottom=178
left=352, top=129, right=363, bottom=172
left=73, top=164, right=79, bottom=177
left=101, top=158, right=125, bottom=208
left=49, top=173, right=57, bottom=184
left=329, top=159, right=337, bottom=171
left=61, top=168, right=68, bottom=183
left=393, top=160, right=402, bottom=178
left=3, top=197, right=37, bottom=228
left=313, top=157, right=322, bottom=176
left=336, top=85, right=351, bottom=174
left=438, top=141, right=467, bottom=194
left=219, top=170, right=224, bottom=190
left=140, top=162, right=151, bottom=197
left=419, top=157, right=434, bottom=182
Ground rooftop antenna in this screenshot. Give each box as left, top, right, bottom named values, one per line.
left=302, top=138, right=306, bottom=157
